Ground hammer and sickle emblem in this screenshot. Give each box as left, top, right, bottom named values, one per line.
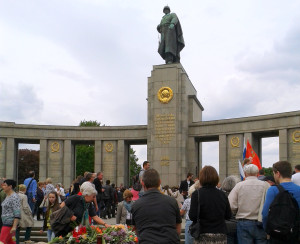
left=105, top=143, right=114, bottom=152
left=292, top=131, right=300, bottom=143
left=51, top=142, right=60, bottom=153
left=157, top=87, right=173, bottom=104
left=230, top=136, right=240, bottom=147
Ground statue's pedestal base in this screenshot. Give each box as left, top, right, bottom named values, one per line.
left=147, top=63, right=203, bottom=186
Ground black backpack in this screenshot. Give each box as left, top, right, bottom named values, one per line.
left=266, top=184, right=300, bottom=241
left=132, top=172, right=142, bottom=191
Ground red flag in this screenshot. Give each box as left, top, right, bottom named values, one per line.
left=245, top=140, right=262, bottom=170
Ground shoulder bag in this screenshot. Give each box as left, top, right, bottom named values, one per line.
left=189, top=189, right=201, bottom=239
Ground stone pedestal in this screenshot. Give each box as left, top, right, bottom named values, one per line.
left=147, top=63, right=202, bottom=186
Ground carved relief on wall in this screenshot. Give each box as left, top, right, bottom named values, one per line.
left=105, top=143, right=114, bottom=152
left=51, top=142, right=60, bottom=152
left=230, top=136, right=240, bottom=148
left=292, top=131, right=300, bottom=143
left=157, top=87, right=173, bottom=104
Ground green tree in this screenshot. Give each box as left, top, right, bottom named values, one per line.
left=79, top=120, right=102, bottom=127
left=76, top=120, right=102, bottom=177
left=129, top=147, right=141, bottom=186
left=263, top=167, right=273, bottom=176
left=18, top=149, right=39, bottom=184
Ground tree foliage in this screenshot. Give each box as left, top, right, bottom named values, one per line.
left=263, top=167, right=273, bottom=176
left=79, top=120, right=102, bottom=127
left=129, top=147, right=141, bottom=186
left=18, top=149, right=39, bottom=184
left=76, top=120, right=102, bottom=177
left=76, top=120, right=141, bottom=186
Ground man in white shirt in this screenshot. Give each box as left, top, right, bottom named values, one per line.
left=229, top=164, right=269, bottom=244
left=291, top=164, right=300, bottom=186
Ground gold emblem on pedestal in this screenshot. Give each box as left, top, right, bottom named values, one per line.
left=51, top=142, right=60, bottom=152
left=105, top=143, right=114, bottom=152
left=292, top=131, right=300, bottom=143
left=230, top=136, right=240, bottom=147
left=157, top=87, right=173, bottom=104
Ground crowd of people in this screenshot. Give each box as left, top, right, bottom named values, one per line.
left=1, top=160, right=300, bottom=244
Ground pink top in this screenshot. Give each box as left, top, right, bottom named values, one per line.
left=131, top=188, right=139, bottom=201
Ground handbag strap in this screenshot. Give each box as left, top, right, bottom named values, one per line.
left=26, top=178, right=34, bottom=194
left=196, top=189, right=201, bottom=223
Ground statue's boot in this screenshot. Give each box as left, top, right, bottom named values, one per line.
left=165, top=53, right=174, bottom=64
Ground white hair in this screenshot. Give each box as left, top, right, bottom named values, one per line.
left=244, top=164, right=259, bottom=175
left=188, top=180, right=201, bottom=197
left=221, top=175, right=241, bottom=193
left=80, top=182, right=97, bottom=196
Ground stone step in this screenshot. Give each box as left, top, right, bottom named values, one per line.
left=19, top=226, right=186, bottom=243
left=19, top=229, right=48, bottom=242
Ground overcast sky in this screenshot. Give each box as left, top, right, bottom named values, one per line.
left=1, top=0, right=300, bottom=170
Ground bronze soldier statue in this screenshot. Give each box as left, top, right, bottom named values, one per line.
left=157, top=6, right=185, bottom=64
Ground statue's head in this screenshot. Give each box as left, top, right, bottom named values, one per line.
left=163, top=5, right=170, bottom=14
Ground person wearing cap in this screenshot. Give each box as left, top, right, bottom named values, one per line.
left=228, top=164, right=269, bottom=244
left=157, top=6, right=185, bottom=64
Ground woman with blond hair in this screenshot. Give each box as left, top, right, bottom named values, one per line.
left=16, top=184, right=34, bottom=244
left=189, top=166, right=231, bottom=244
left=116, top=189, right=133, bottom=225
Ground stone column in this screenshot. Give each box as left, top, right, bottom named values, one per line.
left=219, top=135, right=227, bottom=182
left=39, top=139, right=48, bottom=181
left=279, top=129, right=288, bottom=161
left=102, top=141, right=117, bottom=184
left=6, top=138, right=16, bottom=179
left=288, top=129, right=300, bottom=167
left=198, top=142, right=202, bottom=174
left=47, top=140, right=64, bottom=184
left=226, top=134, right=244, bottom=177
left=244, top=133, right=252, bottom=145
left=63, top=140, right=73, bottom=188
left=94, top=140, right=102, bottom=172
left=117, top=140, right=127, bottom=186
left=187, top=137, right=198, bottom=176
left=147, top=63, right=200, bottom=186
left=0, top=138, right=6, bottom=177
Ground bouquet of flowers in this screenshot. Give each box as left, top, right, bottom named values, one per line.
left=49, top=224, right=138, bottom=244
left=50, top=225, right=102, bottom=244
left=101, top=224, right=138, bottom=244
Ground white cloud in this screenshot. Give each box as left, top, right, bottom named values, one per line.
left=0, top=83, right=43, bottom=122
left=0, top=0, right=299, bottom=169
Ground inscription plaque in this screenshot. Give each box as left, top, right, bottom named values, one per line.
left=155, top=113, right=176, bottom=144
left=160, top=156, right=170, bottom=166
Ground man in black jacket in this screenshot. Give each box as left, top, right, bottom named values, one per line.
left=93, top=172, right=104, bottom=217
left=132, top=169, right=182, bottom=243
left=179, top=173, right=194, bottom=199
left=102, top=180, right=113, bottom=219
